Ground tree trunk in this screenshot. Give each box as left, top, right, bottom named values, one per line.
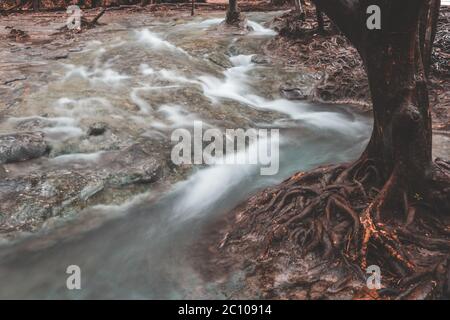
left=92, top=0, right=102, bottom=8
left=32, top=0, right=39, bottom=11
left=226, top=0, right=240, bottom=25
left=316, top=8, right=324, bottom=32
left=293, top=0, right=301, bottom=12
left=311, top=0, right=441, bottom=215
left=420, top=0, right=441, bottom=76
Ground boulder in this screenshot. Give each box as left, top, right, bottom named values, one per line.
left=207, top=53, right=233, bottom=69
left=280, top=86, right=308, bottom=100
left=251, top=54, right=270, bottom=65
left=0, top=132, right=48, bottom=164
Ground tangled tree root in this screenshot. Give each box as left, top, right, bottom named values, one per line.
left=219, top=157, right=450, bottom=298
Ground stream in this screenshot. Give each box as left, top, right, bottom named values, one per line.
left=0, top=12, right=372, bottom=299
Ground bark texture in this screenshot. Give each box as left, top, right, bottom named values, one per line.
left=226, top=0, right=241, bottom=25
left=312, top=0, right=447, bottom=217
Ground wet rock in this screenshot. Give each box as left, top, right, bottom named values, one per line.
left=15, top=117, right=50, bottom=131
left=108, top=157, right=164, bottom=186
left=80, top=182, right=105, bottom=201
left=0, top=132, right=48, bottom=164
left=5, top=27, right=30, bottom=42
left=48, top=132, right=121, bottom=158
left=251, top=54, right=270, bottom=65
left=40, top=182, right=57, bottom=198
left=280, top=86, right=308, bottom=100
left=69, top=47, right=83, bottom=53
left=87, top=122, right=108, bottom=136
left=106, top=142, right=166, bottom=186
left=207, top=53, right=233, bottom=69
left=45, top=50, right=69, bottom=60
left=0, top=170, right=105, bottom=233
left=279, top=75, right=318, bottom=101
left=0, top=136, right=172, bottom=236
left=3, top=74, right=27, bottom=85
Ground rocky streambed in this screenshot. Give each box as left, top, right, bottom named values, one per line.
left=0, top=7, right=444, bottom=299
left=0, top=9, right=329, bottom=239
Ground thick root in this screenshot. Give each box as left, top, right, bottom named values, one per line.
left=227, top=157, right=450, bottom=297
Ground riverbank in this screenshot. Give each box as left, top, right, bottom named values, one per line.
left=199, top=5, right=450, bottom=300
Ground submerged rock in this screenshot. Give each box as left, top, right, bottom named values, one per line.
left=0, top=137, right=171, bottom=236
left=207, top=53, right=233, bottom=69
left=45, top=50, right=69, bottom=60
left=278, top=74, right=319, bottom=101
left=251, top=54, right=270, bottom=65
left=106, top=142, right=166, bottom=186
left=280, top=86, right=308, bottom=100
left=0, top=132, right=48, bottom=164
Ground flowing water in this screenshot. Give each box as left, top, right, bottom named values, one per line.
left=0, top=12, right=372, bottom=299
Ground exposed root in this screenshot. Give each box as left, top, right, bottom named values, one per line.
left=219, top=156, right=450, bottom=298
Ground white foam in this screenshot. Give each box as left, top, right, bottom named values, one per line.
left=158, top=69, right=197, bottom=84
left=42, top=126, right=84, bottom=138
left=63, top=63, right=129, bottom=86
left=198, top=54, right=255, bottom=104
left=135, top=29, right=187, bottom=55
left=8, top=116, right=83, bottom=140
left=50, top=151, right=104, bottom=163
left=198, top=54, right=367, bottom=136
left=171, top=134, right=278, bottom=218
left=139, top=63, right=155, bottom=76
left=247, top=20, right=277, bottom=36
left=130, top=87, right=153, bottom=114
left=129, top=85, right=181, bottom=115
left=55, top=97, right=114, bottom=119
left=197, top=18, right=223, bottom=27
left=155, top=104, right=202, bottom=128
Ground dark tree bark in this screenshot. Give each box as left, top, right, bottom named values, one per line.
left=311, top=0, right=445, bottom=222
left=420, top=0, right=441, bottom=75
left=226, top=0, right=240, bottom=25
left=316, top=7, right=324, bottom=32
left=32, top=0, right=40, bottom=11
left=92, top=0, right=103, bottom=8
left=293, top=0, right=302, bottom=13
